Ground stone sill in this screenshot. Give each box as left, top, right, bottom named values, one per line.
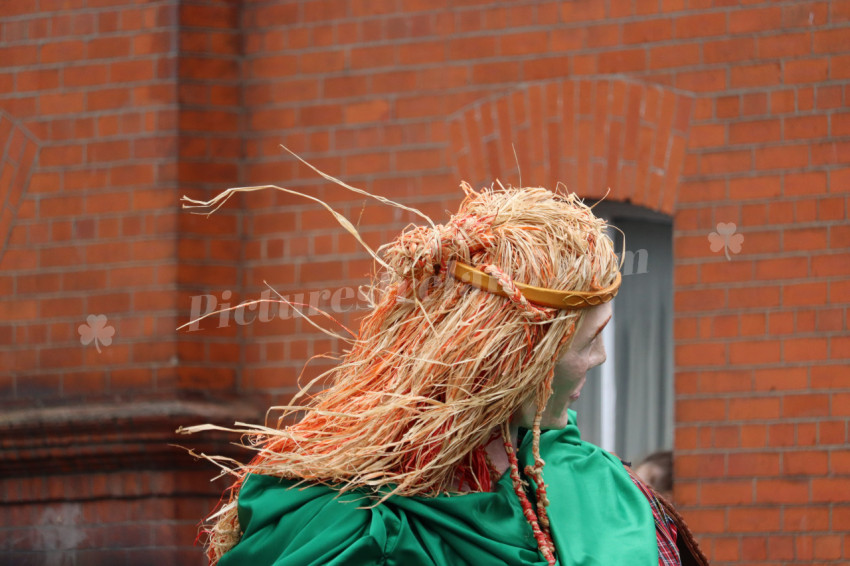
left=0, top=398, right=261, bottom=477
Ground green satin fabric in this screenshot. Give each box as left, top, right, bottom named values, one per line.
left=219, top=410, right=658, bottom=566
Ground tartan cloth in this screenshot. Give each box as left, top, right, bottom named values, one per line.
left=627, top=469, right=681, bottom=566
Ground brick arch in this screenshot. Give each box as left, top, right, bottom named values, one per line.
left=448, top=79, right=693, bottom=215
left=0, top=112, right=39, bottom=266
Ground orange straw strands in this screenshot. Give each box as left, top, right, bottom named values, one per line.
left=179, top=175, right=621, bottom=565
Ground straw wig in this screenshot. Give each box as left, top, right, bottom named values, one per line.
left=180, top=178, right=621, bottom=565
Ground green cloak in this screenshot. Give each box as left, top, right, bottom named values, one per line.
left=219, top=410, right=658, bottom=565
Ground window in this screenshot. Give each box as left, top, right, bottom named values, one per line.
left=570, top=203, right=674, bottom=464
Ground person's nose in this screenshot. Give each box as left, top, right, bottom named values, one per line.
left=589, top=337, right=607, bottom=369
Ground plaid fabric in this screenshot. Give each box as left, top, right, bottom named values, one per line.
left=627, top=469, right=681, bottom=566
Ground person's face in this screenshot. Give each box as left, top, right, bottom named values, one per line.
left=513, top=301, right=612, bottom=430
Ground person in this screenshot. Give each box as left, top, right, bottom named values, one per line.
left=636, top=450, right=675, bottom=503
left=181, top=182, right=708, bottom=566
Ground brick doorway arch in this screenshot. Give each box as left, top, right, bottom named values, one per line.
left=447, top=79, right=693, bottom=215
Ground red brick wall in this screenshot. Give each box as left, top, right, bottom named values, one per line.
left=2, top=0, right=848, bottom=564
left=177, top=1, right=245, bottom=393
left=1, top=0, right=180, bottom=398
left=0, top=1, right=239, bottom=563
left=3, top=470, right=220, bottom=565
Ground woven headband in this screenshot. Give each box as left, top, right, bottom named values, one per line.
left=450, top=261, right=621, bottom=310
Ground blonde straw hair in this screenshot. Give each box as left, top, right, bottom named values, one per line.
left=190, top=182, right=621, bottom=564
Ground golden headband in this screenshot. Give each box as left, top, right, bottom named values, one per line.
left=451, top=261, right=621, bottom=310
